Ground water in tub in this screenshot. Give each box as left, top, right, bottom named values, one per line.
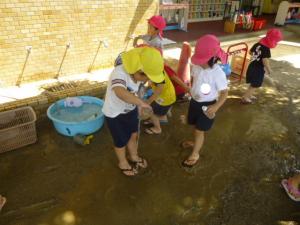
left=52, top=103, right=102, bottom=122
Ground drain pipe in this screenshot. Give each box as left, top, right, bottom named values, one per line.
left=88, top=40, right=108, bottom=73
left=55, top=42, right=71, bottom=80
left=16, top=46, right=32, bottom=86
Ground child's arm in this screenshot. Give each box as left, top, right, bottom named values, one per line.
left=262, top=58, right=272, bottom=75
left=113, top=86, right=151, bottom=109
left=169, top=76, right=190, bottom=93
left=206, top=89, right=228, bottom=116
left=146, top=83, right=164, bottom=104
left=133, top=35, right=143, bottom=47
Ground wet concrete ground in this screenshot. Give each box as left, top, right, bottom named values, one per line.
left=0, top=34, right=300, bottom=225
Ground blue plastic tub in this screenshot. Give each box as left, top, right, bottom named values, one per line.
left=47, top=96, right=104, bottom=136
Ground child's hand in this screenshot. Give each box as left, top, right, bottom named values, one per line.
left=139, top=107, right=153, bottom=120
left=206, top=104, right=219, bottom=117
left=138, top=101, right=152, bottom=120
left=139, top=101, right=152, bottom=111
left=184, top=86, right=191, bottom=94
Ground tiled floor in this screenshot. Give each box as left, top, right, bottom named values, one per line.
left=164, top=14, right=277, bottom=43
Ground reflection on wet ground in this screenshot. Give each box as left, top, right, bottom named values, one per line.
left=0, top=40, right=300, bottom=225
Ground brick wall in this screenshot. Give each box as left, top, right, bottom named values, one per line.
left=0, top=0, right=159, bottom=87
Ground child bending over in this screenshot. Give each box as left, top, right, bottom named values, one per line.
left=102, top=47, right=165, bottom=176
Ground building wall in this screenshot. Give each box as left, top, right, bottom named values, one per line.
left=0, top=0, right=159, bottom=87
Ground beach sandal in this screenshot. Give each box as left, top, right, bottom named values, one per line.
left=180, top=141, right=194, bottom=149
left=143, top=120, right=168, bottom=127
left=0, top=195, right=6, bottom=212
left=145, top=127, right=161, bottom=135
left=128, top=157, right=148, bottom=169
left=182, top=156, right=199, bottom=168
left=119, top=166, right=138, bottom=177
left=241, top=98, right=253, bottom=104
left=281, top=179, right=300, bottom=202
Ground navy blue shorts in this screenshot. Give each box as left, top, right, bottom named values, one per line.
left=105, top=108, right=138, bottom=148
left=246, top=64, right=265, bottom=88
left=151, top=101, right=172, bottom=116
left=188, top=99, right=216, bottom=131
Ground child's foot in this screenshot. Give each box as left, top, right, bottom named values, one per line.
left=281, top=179, right=300, bottom=201
left=143, top=119, right=167, bottom=126
left=0, top=195, right=6, bottom=212
left=182, top=154, right=200, bottom=168
left=118, top=162, right=138, bottom=176
left=145, top=127, right=161, bottom=135
left=128, top=157, right=148, bottom=169
left=241, top=97, right=253, bottom=104
left=250, top=95, right=257, bottom=100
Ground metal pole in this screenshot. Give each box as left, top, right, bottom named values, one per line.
left=55, top=43, right=71, bottom=80
left=88, top=40, right=108, bottom=73
left=16, top=46, right=32, bottom=86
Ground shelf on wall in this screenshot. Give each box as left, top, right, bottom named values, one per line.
left=190, top=3, right=226, bottom=5
left=159, top=3, right=189, bottom=31
left=189, top=10, right=225, bottom=13
left=188, top=0, right=227, bottom=22
left=188, top=16, right=224, bottom=22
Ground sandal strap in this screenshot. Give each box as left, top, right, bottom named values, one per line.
left=120, top=166, right=134, bottom=172
left=287, top=180, right=300, bottom=196
left=129, top=158, right=146, bottom=168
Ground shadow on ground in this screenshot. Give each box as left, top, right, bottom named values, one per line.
left=0, top=42, right=300, bottom=225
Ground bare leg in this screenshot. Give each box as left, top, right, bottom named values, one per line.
left=146, top=113, right=162, bottom=134
left=183, top=129, right=204, bottom=166
left=159, top=115, right=168, bottom=122
left=114, top=146, right=137, bottom=176
left=243, top=86, right=257, bottom=101
left=127, top=132, right=147, bottom=168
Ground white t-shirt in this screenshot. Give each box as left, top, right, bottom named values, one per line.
left=190, top=64, right=228, bottom=102
left=102, top=65, right=142, bottom=118
left=140, top=35, right=163, bottom=49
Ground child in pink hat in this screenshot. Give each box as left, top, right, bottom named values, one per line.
left=242, top=28, right=282, bottom=104
left=133, top=15, right=166, bottom=52
left=181, top=35, right=228, bottom=168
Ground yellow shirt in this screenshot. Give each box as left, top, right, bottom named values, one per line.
left=151, top=71, right=176, bottom=106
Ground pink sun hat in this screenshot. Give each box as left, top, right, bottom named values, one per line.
left=191, top=35, right=227, bottom=65
left=260, top=28, right=283, bottom=49
left=148, top=15, right=166, bottom=38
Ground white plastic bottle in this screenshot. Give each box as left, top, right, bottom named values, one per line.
left=202, top=106, right=215, bottom=119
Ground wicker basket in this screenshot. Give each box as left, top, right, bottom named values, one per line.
left=0, top=106, right=37, bottom=153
